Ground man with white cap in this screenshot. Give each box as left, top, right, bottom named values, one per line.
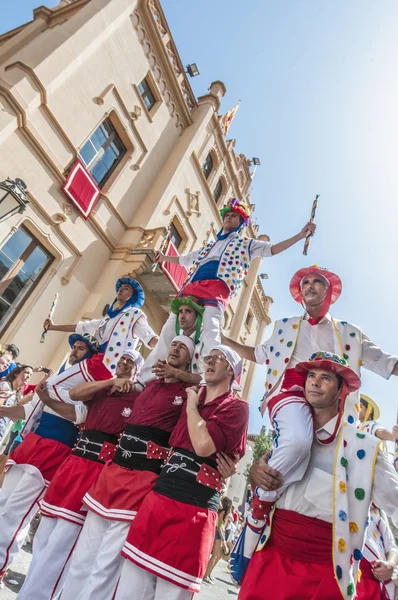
left=17, top=349, right=143, bottom=600
left=60, top=336, right=194, bottom=600
left=115, top=344, right=249, bottom=600
left=222, top=265, right=398, bottom=523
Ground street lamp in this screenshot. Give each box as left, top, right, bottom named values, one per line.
left=251, top=157, right=261, bottom=166
left=259, top=273, right=269, bottom=280
left=186, top=63, right=200, bottom=78
left=0, top=178, right=29, bottom=223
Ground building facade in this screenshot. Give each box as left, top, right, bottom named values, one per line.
left=0, top=0, right=272, bottom=398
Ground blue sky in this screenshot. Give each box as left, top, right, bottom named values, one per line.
left=4, top=2, right=398, bottom=443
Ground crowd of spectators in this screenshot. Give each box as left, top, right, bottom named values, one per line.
left=0, top=344, right=49, bottom=482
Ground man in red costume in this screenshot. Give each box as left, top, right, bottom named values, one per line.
left=115, top=344, right=249, bottom=600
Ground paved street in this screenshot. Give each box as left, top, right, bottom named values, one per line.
left=0, top=547, right=238, bottom=600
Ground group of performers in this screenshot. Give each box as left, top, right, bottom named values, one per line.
left=0, top=197, right=397, bottom=600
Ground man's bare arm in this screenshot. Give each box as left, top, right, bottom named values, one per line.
left=186, top=388, right=216, bottom=457
left=43, top=318, right=76, bottom=333
left=152, top=361, right=201, bottom=386
left=69, top=378, right=115, bottom=402
left=0, top=405, right=25, bottom=421
left=249, top=452, right=283, bottom=491
left=36, top=382, right=77, bottom=421
left=220, top=333, right=255, bottom=362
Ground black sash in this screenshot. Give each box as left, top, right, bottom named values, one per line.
left=72, top=429, right=118, bottom=464
left=113, top=424, right=171, bottom=474
left=154, top=448, right=221, bottom=511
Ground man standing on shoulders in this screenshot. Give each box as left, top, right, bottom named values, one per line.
left=222, top=265, right=398, bottom=519
left=115, top=345, right=249, bottom=600
left=238, top=352, right=398, bottom=600
left=17, top=350, right=143, bottom=600
left=156, top=199, right=315, bottom=362
left=44, top=276, right=158, bottom=383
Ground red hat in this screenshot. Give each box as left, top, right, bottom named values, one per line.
left=295, top=351, right=361, bottom=394
left=290, top=265, right=342, bottom=305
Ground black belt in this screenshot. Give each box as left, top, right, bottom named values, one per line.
left=113, top=424, right=171, bottom=474
left=72, top=429, right=118, bottom=464
left=154, top=448, right=222, bottom=511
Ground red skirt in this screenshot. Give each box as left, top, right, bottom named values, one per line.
left=239, top=510, right=340, bottom=600
left=356, top=558, right=389, bottom=600
left=40, top=455, right=104, bottom=526
left=8, top=433, right=72, bottom=485
left=83, top=462, right=158, bottom=521
left=121, top=491, right=217, bottom=593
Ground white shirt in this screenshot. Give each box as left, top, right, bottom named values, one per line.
left=255, top=313, right=398, bottom=390
left=76, top=311, right=155, bottom=348
left=277, top=418, right=398, bottom=526
left=179, top=232, right=272, bottom=270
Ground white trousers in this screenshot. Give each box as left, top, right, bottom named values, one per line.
left=257, top=400, right=313, bottom=502
left=139, top=305, right=222, bottom=385
left=0, top=466, right=45, bottom=573
left=61, top=511, right=130, bottom=600
left=115, top=560, right=193, bottom=600
left=17, top=516, right=81, bottom=600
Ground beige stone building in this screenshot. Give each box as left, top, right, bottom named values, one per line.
left=0, top=0, right=272, bottom=398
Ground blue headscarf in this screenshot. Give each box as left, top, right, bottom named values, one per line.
left=107, top=277, right=145, bottom=319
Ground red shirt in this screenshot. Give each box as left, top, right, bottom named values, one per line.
left=129, top=379, right=189, bottom=432
left=169, top=389, right=249, bottom=460
left=84, top=390, right=140, bottom=435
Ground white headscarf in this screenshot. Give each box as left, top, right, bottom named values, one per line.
left=121, top=350, right=144, bottom=374
left=210, top=344, right=243, bottom=391
left=171, top=335, right=195, bottom=359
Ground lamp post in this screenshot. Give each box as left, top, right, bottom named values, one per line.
left=0, top=178, right=29, bottom=223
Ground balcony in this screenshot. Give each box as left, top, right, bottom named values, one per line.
left=129, top=232, right=188, bottom=313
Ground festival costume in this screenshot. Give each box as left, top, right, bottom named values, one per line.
left=17, top=386, right=140, bottom=600
left=237, top=355, right=398, bottom=600
left=140, top=200, right=272, bottom=385
left=61, top=336, right=194, bottom=600
left=0, top=334, right=100, bottom=580
left=116, top=347, right=249, bottom=599
left=356, top=504, right=398, bottom=600
left=253, top=267, right=397, bottom=509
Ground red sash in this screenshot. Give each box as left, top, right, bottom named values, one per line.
left=268, top=509, right=332, bottom=564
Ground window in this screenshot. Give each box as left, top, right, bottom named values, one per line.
left=79, top=118, right=127, bottom=188
left=138, top=78, right=156, bottom=111
left=169, top=223, right=183, bottom=250
left=213, top=178, right=223, bottom=202
left=202, top=153, right=214, bottom=180
left=0, top=227, right=53, bottom=332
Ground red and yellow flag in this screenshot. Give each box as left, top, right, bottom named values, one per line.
left=221, top=101, right=240, bottom=137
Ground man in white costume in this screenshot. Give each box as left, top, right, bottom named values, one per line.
left=223, top=265, right=398, bottom=521
left=154, top=198, right=315, bottom=378
left=237, top=352, right=398, bottom=600
left=44, top=276, right=158, bottom=384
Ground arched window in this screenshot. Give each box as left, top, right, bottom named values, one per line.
left=202, top=153, right=214, bottom=180
left=213, top=178, right=223, bottom=202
